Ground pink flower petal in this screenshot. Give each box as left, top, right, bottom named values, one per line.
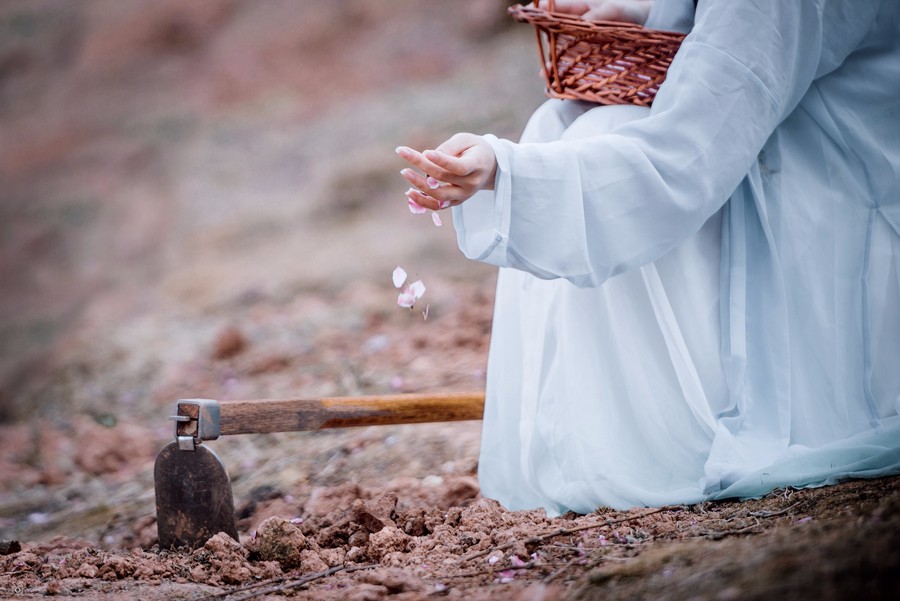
left=392, top=266, right=407, bottom=288
left=408, top=198, right=427, bottom=214
left=398, top=291, right=417, bottom=308
left=397, top=280, right=425, bottom=308
left=431, top=212, right=442, bottom=227
left=408, top=280, right=425, bottom=299
left=439, top=200, right=451, bottom=209
left=497, top=570, right=516, bottom=583
left=426, top=176, right=441, bottom=190
left=510, top=556, right=527, bottom=568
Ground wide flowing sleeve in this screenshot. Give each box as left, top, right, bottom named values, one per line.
left=451, top=0, right=880, bottom=287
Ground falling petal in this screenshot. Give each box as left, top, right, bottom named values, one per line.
left=431, top=212, right=442, bottom=227
left=408, top=280, right=425, bottom=299
left=408, top=198, right=427, bottom=214
left=392, top=266, right=408, bottom=288
left=398, top=291, right=416, bottom=308
left=422, top=304, right=430, bottom=320
left=426, top=176, right=440, bottom=190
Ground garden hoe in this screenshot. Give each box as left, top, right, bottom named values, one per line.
left=154, top=392, right=484, bottom=549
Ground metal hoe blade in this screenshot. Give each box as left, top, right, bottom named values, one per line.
left=154, top=441, right=238, bottom=549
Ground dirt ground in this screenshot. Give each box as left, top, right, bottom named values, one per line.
left=1, top=2, right=898, bottom=600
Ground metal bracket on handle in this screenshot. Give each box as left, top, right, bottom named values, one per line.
left=169, top=399, right=221, bottom=450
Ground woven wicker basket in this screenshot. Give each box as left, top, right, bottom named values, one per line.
left=508, top=1, right=685, bottom=107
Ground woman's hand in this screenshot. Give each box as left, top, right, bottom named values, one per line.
left=396, top=133, right=497, bottom=211
left=539, top=0, right=652, bottom=24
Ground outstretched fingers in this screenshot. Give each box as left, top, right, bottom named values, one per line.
left=396, top=146, right=464, bottom=209
left=396, top=146, right=453, bottom=182
left=396, top=133, right=497, bottom=209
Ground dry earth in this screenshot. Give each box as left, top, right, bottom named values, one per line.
left=1, top=2, right=898, bottom=600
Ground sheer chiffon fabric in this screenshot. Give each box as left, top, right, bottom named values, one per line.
left=452, top=0, right=900, bottom=514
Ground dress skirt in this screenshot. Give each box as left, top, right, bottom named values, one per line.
left=460, top=100, right=900, bottom=514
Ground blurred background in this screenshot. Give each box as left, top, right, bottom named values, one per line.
left=0, top=0, right=544, bottom=545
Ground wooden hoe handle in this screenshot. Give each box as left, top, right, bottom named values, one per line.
left=220, top=392, right=485, bottom=435
left=172, top=392, right=485, bottom=445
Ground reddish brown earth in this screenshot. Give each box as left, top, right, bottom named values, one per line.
left=1, top=2, right=898, bottom=600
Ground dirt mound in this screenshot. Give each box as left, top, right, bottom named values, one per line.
left=3, top=477, right=899, bottom=600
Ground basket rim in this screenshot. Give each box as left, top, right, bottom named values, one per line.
left=508, top=4, right=687, bottom=39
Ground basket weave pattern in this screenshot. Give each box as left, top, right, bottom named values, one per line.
left=509, top=1, right=685, bottom=107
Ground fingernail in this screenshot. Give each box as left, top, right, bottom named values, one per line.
left=426, top=176, right=440, bottom=189
left=395, top=146, right=405, bottom=155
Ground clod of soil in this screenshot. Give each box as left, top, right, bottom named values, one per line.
left=249, top=516, right=307, bottom=569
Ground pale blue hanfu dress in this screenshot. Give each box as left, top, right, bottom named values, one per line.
left=452, top=0, right=900, bottom=514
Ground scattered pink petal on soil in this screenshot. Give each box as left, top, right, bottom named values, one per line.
left=497, top=570, right=517, bottom=584
left=511, top=555, right=528, bottom=567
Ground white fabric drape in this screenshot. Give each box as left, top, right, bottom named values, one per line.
left=452, top=0, right=900, bottom=513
